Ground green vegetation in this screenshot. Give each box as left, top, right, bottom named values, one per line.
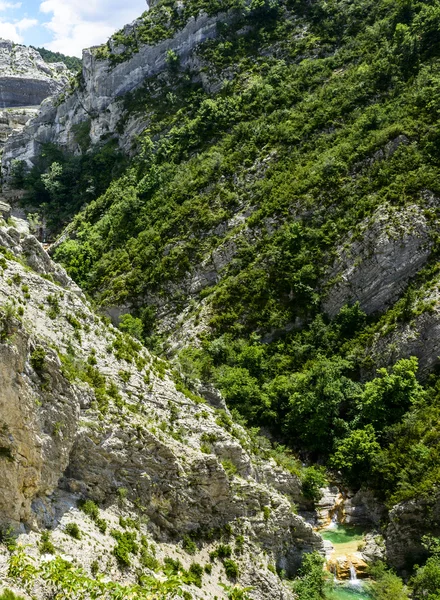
left=187, top=562, right=203, bottom=587
left=31, top=47, right=82, bottom=72
left=30, top=346, right=46, bottom=374
left=221, top=586, right=253, bottom=600
left=0, top=591, right=26, bottom=600
left=65, top=523, right=81, bottom=540
left=290, top=552, right=327, bottom=599
left=367, top=563, right=410, bottom=600
left=140, top=548, right=160, bottom=571
left=224, top=559, right=239, bottom=580
left=111, top=530, right=138, bottom=567
left=0, top=527, right=17, bottom=553
left=39, top=531, right=55, bottom=555
left=221, top=459, right=238, bottom=477
left=29, top=0, right=440, bottom=510
left=182, top=535, right=197, bottom=555
left=301, top=466, right=327, bottom=503
left=78, top=499, right=107, bottom=533
left=411, top=537, right=440, bottom=600
left=13, top=141, right=127, bottom=232
left=8, top=547, right=184, bottom=598
left=214, top=544, right=232, bottom=559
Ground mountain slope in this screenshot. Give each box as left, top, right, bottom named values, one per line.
left=30, top=47, right=82, bottom=72
left=0, top=210, right=326, bottom=599
left=0, top=39, right=69, bottom=108
left=4, top=0, right=440, bottom=592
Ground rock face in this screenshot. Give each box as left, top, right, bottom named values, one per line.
left=314, top=485, right=385, bottom=529
left=0, top=41, right=69, bottom=153
left=323, top=203, right=433, bottom=317
left=0, top=108, right=38, bottom=148
left=366, top=296, right=440, bottom=376
left=0, top=40, right=69, bottom=108
left=386, top=495, right=440, bottom=572
left=1, top=10, right=236, bottom=174
left=0, top=329, right=80, bottom=526
left=327, top=553, right=369, bottom=580
left=0, top=214, right=323, bottom=599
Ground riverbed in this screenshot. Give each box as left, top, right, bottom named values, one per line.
left=322, top=523, right=372, bottom=600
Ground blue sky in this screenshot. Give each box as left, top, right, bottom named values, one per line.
left=0, top=0, right=148, bottom=56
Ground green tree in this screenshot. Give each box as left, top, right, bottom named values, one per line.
left=358, top=357, right=425, bottom=432
left=412, top=537, right=440, bottom=600
left=330, top=425, right=381, bottom=488
left=301, top=466, right=327, bottom=503
left=367, top=562, right=409, bottom=600
left=0, top=591, right=26, bottom=600
left=412, top=556, right=440, bottom=600
left=291, top=552, right=327, bottom=600
left=283, top=357, right=361, bottom=455
left=119, top=314, right=144, bottom=340
left=216, top=365, right=270, bottom=422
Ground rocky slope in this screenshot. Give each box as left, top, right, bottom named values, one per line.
left=0, top=41, right=70, bottom=156
left=0, top=40, right=69, bottom=108
left=0, top=209, right=323, bottom=598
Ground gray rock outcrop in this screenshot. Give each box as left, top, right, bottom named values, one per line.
left=364, top=274, right=440, bottom=376
left=0, top=108, right=38, bottom=148
left=323, top=203, right=433, bottom=317
left=0, top=213, right=323, bottom=599
left=386, top=495, right=440, bottom=572
left=0, top=40, right=69, bottom=108
left=1, top=10, right=235, bottom=174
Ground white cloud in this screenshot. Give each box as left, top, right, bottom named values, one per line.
left=0, top=16, right=37, bottom=43
left=0, top=1, right=37, bottom=44
left=40, top=0, right=148, bottom=57
left=0, top=2, right=22, bottom=10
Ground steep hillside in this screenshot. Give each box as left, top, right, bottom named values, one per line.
left=0, top=40, right=70, bottom=156
left=5, top=0, right=440, bottom=597
left=30, top=47, right=82, bottom=73
left=0, top=209, right=327, bottom=600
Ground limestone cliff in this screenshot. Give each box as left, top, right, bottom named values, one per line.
left=1, top=8, right=235, bottom=174
left=0, top=41, right=70, bottom=156
left=3, top=0, right=440, bottom=591
left=0, top=211, right=322, bottom=598
left=0, top=40, right=69, bottom=108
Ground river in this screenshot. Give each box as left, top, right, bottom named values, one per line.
left=321, top=523, right=373, bottom=600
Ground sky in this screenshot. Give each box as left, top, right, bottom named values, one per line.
left=0, top=0, right=148, bottom=57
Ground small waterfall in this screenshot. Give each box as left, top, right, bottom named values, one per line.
left=327, top=514, right=338, bottom=530
left=348, top=562, right=361, bottom=587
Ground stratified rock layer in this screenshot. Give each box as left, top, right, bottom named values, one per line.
left=0, top=40, right=69, bottom=108
left=1, top=11, right=234, bottom=172
left=323, top=202, right=433, bottom=317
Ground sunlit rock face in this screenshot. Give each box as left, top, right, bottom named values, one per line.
left=1, top=10, right=235, bottom=174
left=0, top=39, right=69, bottom=108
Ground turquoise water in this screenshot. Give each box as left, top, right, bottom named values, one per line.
left=321, top=525, right=365, bottom=546
left=327, top=583, right=372, bottom=600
